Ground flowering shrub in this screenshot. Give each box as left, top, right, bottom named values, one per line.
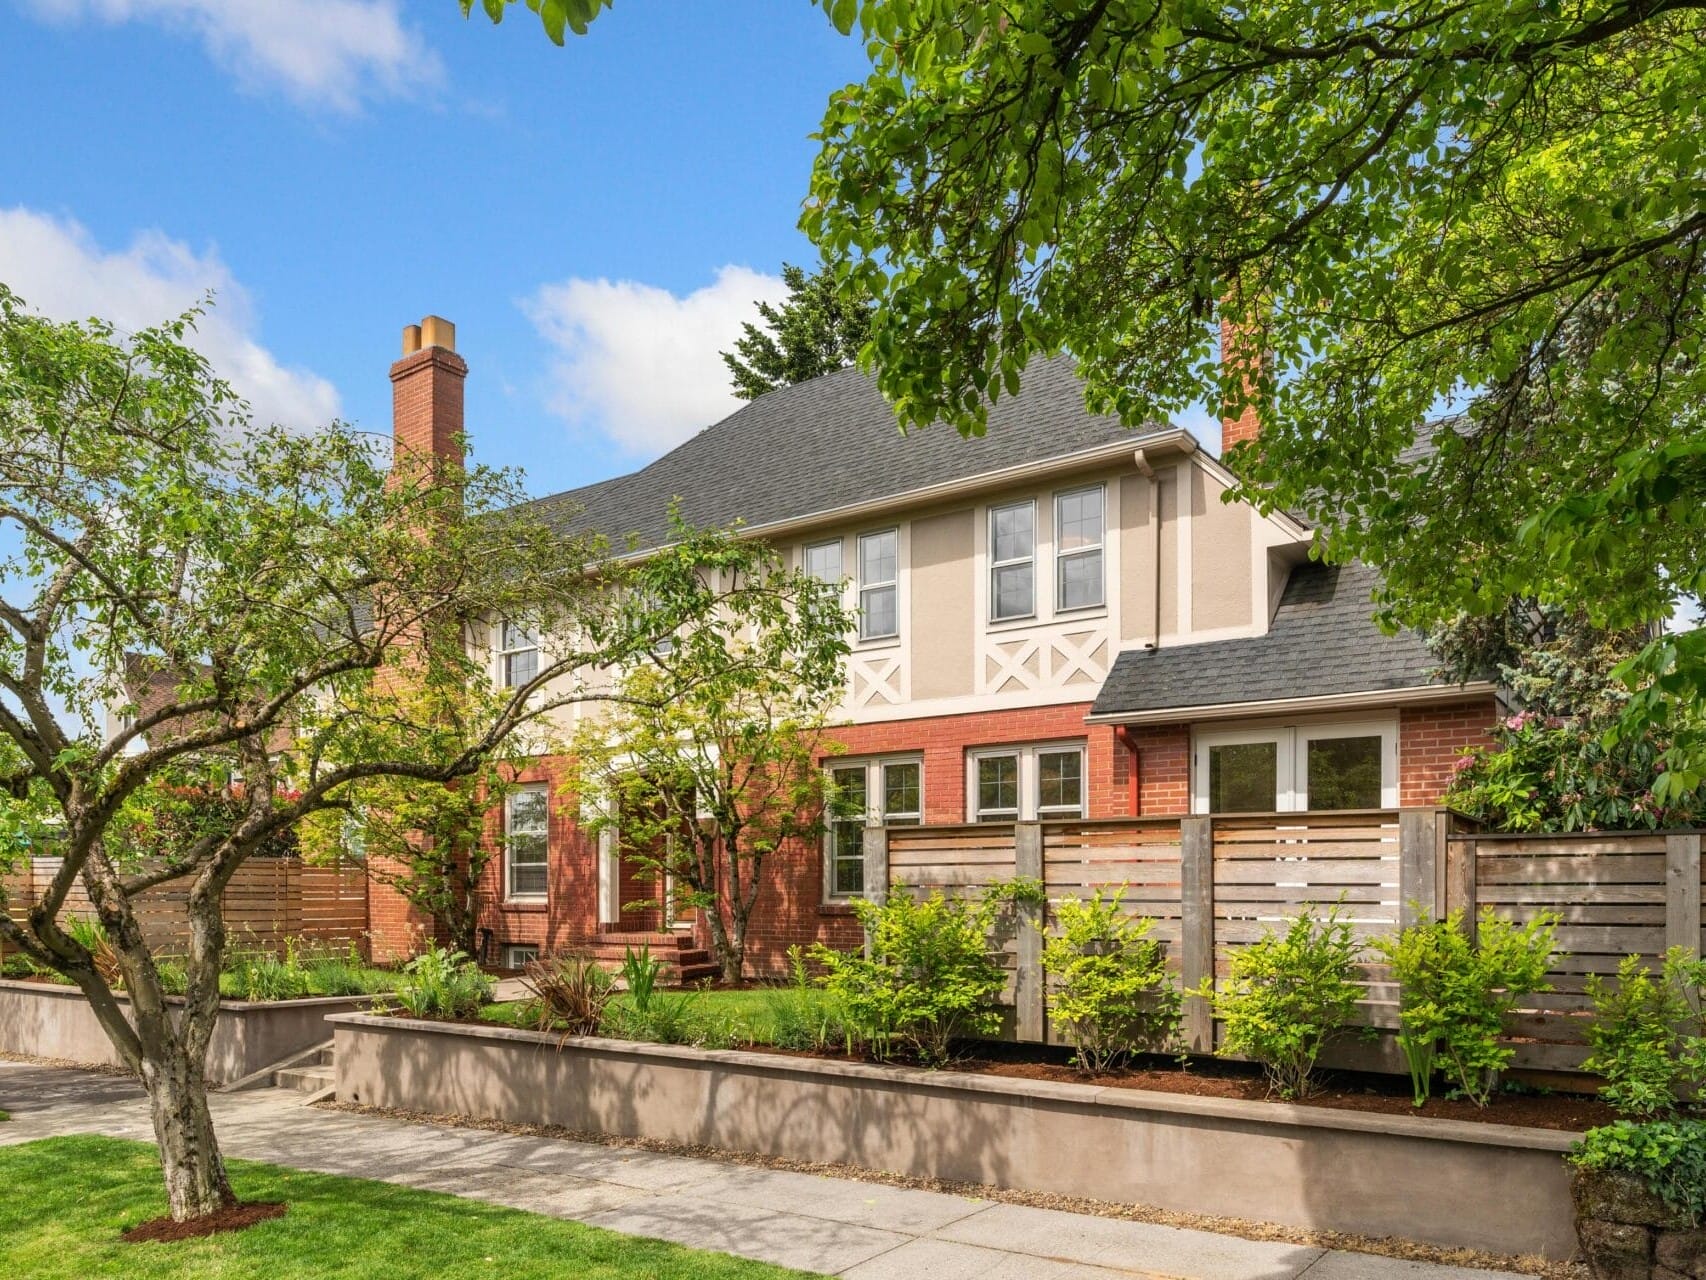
left=1446, top=710, right=1705, bottom=832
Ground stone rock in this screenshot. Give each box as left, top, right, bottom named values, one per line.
left=1576, top=1217, right=1654, bottom=1280
left=1654, top=1267, right=1689, bottom=1280
left=1574, top=1167, right=1696, bottom=1230
left=1655, top=1228, right=1706, bottom=1278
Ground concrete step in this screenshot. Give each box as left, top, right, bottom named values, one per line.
left=274, top=1064, right=335, bottom=1094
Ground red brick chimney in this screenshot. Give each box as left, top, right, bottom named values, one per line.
left=390, top=315, right=467, bottom=482
left=1218, top=310, right=1264, bottom=456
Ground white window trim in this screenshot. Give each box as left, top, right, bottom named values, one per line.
left=503, top=944, right=539, bottom=968
left=988, top=499, right=1037, bottom=623
left=1191, top=717, right=1399, bottom=814
left=823, top=753, right=923, bottom=899
left=497, top=621, right=540, bottom=690
left=1054, top=483, right=1106, bottom=613
left=966, top=740, right=1087, bottom=822
left=504, top=784, right=550, bottom=902
left=856, top=528, right=900, bottom=642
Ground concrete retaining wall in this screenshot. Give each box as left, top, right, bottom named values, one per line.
left=329, top=1012, right=1580, bottom=1259
left=0, top=979, right=372, bottom=1085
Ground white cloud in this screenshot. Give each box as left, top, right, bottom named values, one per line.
left=23, top=0, right=442, bottom=111
left=0, top=207, right=341, bottom=430
left=525, top=266, right=791, bottom=458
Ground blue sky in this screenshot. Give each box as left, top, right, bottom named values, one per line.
left=0, top=1, right=872, bottom=498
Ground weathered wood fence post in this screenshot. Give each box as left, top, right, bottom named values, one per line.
left=1180, top=814, right=1214, bottom=1053
left=1666, top=833, right=1702, bottom=1012
left=1013, top=821, right=1045, bottom=1043
left=1398, top=808, right=1440, bottom=928
left=862, top=821, right=889, bottom=960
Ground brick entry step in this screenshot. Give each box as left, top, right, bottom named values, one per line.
left=585, top=930, right=720, bottom=987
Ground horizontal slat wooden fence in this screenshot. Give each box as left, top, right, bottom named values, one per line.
left=867, top=810, right=1706, bottom=1077
left=2, top=857, right=369, bottom=959
left=1459, top=830, right=1703, bottom=1072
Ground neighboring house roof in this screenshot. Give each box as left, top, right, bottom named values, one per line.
left=113, top=654, right=294, bottom=754
left=517, top=356, right=1167, bottom=550
left=1089, top=562, right=1473, bottom=722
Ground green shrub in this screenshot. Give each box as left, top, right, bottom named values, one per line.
left=811, top=885, right=1007, bottom=1065
left=1039, top=888, right=1180, bottom=1073
left=1373, top=908, right=1558, bottom=1107
left=1199, top=902, right=1363, bottom=1098
left=1571, top=1120, right=1706, bottom=1225
left=763, top=948, right=847, bottom=1053
left=522, top=953, right=615, bottom=1036
left=392, top=946, right=491, bottom=1020
left=1584, top=948, right=1706, bottom=1117
left=231, top=944, right=312, bottom=1002
left=619, top=946, right=664, bottom=1015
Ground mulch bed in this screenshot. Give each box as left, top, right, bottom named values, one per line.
left=948, top=1055, right=1617, bottom=1132
left=121, top=1201, right=286, bottom=1243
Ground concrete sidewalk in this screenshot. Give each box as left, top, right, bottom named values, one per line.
left=0, top=1060, right=1537, bottom=1280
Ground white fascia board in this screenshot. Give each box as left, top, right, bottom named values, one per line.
left=1083, top=681, right=1499, bottom=726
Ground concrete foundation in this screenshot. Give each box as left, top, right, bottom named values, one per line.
left=329, top=1012, right=1580, bottom=1259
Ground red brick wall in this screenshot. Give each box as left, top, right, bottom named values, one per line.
left=367, top=858, right=438, bottom=963
left=389, top=345, right=466, bottom=476
left=1400, top=697, right=1498, bottom=806
left=1120, top=723, right=1192, bottom=816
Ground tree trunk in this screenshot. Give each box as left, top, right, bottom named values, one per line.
left=140, top=1042, right=235, bottom=1220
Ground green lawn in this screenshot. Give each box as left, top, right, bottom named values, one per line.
left=480, top=985, right=839, bottom=1047
left=0, top=1135, right=821, bottom=1280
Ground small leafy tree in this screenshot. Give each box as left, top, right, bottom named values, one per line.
left=301, top=675, right=544, bottom=959
left=813, top=885, right=1007, bottom=1064
left=0, top=290, right=734, bottom=1222
left=1039, top=888, right=1180, bottom=1073
left=721, top=263, right=874, bottom=400
left=1199, top=902, right=1363, bottom=1098
left=1374, top=909, right=1558, bottom=1107
left=1584, top=949, right=1706, bottom=1118
left=571, top=518, right=852, bottom=982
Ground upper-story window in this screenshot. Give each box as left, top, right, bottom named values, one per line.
left=499, top=622, right=539, bottom=688
left=989, top=500, right=1035, bottom=622
left=1055, top=485, right=1105, bottom=612
left=804, top=538, right=843, bottom=585
left=857, top=529, right=898, bottom=641
left=969, top=742, right=1086, bottom=821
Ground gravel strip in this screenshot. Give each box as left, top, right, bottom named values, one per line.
left=315, top=1099, right=1585, bottom=1280
left=0, top=1049, right=133, bottom=1078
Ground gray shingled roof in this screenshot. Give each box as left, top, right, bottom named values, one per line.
left=1091, top=562, right=1449, bottom=719
left=517, top=356, right=1164, bottom=549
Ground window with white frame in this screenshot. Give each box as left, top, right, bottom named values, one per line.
left=1054, top=485, right=1105, bottom=611
left=825, top=756, right=922, bottom=897
left=504, top=784, right=549, bottom=899
left=804, top=538, right=843, bottom=585
left=503, top=944, right=539, bottom=969
left=969, top=743, right=1086, bottom=821
left=1192, top=720, right=1397, bottom=814
left=499, top=621, right=539, bottom=689
left=989, top=500, right=1035, bottom=621
left=857, top=529, right=898, bottom=641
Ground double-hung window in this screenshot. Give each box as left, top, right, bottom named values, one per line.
left=499, top=622, right=539, bottom=689
left=504, top=784, right=549, bottom=900
left=804, top=538, right=843, bottom=586
left=1193, top=720, right=1397, bottom=814
left=969, top=743, right=1085, bottom=821
left=1054, top=485, right=1105, bottom=611
left=857, top=529, right=898, bottom=641
left=825, top=756, right=922, bottom=897
left=989, top=500, right=1035, bottom=621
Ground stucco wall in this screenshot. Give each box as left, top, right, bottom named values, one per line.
left=908, top=507, right=975, bottom=700
left=333, top=1014, right=1578, bottom=1260
left=1190, top=468, right=1254, bottom=631
left=0, top=980, right=369, bottom=1084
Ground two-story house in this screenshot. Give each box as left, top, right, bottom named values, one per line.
left=368, top=318, right=1497, bottom=973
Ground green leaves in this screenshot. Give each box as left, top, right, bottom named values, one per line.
left=459, top=0, right=613, bottom=44
left=1039, top=888, right=1181, bottom=1072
